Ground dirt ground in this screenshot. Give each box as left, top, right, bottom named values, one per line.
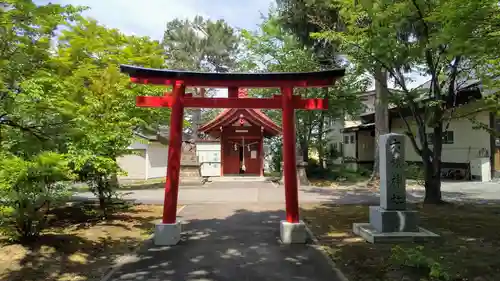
left=0, top=204, right=166, bottom=281
left=302, top=203, right=500, bottom=281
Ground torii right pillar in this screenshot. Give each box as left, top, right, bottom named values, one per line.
left=280, top=86, right=307, bottom=244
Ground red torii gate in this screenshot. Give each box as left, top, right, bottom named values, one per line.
left=120, top=65, right=345, bottom=244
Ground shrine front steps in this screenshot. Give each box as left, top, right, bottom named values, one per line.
left=208, top=176, right=269, bottom=183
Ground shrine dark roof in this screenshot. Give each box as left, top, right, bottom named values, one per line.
left=120, top=65, right=345, bottom=88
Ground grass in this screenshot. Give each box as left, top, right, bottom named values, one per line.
left=308, top=168, right=370, bottom=187
left=309, top=177, right=368, bottom=187
left=71, top=178, right=166, bottom=192
left=302, top=203, right=500, bottom=281
left=0, top=203, right=172, bottom=281
left=119, top=177, right=166, bottom=190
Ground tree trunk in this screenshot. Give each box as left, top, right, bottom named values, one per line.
left=300, top=138, right=309, bottom=163
left=318, top=112, right=326, bottom=168
left=371, top=67, right=389, bottom=180
left=318, top=88, right=328, bottom=168
left=190, top=88, right=204, bottom=140
left=423, top=156, right=443, bottom=204
left=424, top=123, right=444, bottom=204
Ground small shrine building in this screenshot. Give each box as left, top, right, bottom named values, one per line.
left=198, top=88, right=281, bottom=177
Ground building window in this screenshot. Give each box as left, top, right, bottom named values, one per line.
left=427, top=133, right=434, bottom=142
left=350, top=135, right=355, bottom=144
left=344, top=135, right=349, bottom=144
left=427, top=131, right=454, bottom=144
left=443, top=131, right=454, bottom=144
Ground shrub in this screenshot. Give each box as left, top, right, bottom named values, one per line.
left=390, top=245, right=450, bottom=281
left=0, top=152, right=73, bottom=242
left=405, top=163, right=425, bottom=185
left=70, top=153, right=123, bottom=218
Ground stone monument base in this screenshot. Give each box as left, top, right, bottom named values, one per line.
left=154, top=221, right=182, bottom=245
left=369, top=206, right=419, bottom=232
left=280, top=220, right=307, bottom=244
left=179, top=163, right=204, bottom=186
left=353, top=223, right=439, bottom=244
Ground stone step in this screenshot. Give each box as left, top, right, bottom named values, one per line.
left=208, top=176, right=269, bottom=182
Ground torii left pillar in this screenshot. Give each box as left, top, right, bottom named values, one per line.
left=279, top=86, right=307, bottom=244
left=154, top=81, right=185, bottom=246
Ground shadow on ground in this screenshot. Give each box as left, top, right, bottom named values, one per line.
left=0, top=203, right=160, bottom=281
left=299, top=185, right=500, bottom=205
left=301, top=202, right=500, bottom=281
left=107, top=205, right=345, bottom=281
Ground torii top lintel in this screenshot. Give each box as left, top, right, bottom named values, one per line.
left=120, top=65, right=345, bottom=88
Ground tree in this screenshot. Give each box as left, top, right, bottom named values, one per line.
left=47, top=18, right=168, bottom=215
left=162, top=16, right=239, bottom=139
left=0, top=152, right=73, bottom=241
left=276, top=0, right=390, bottom=177
left=313, top=0, right=500, bottom=203
left=0, top=0, right=83, bottom=143
left=240, top=13, right=366, bottom=171
left=0, top=0, right=83, bottom=240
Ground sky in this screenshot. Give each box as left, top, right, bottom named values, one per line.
left=35, top=0, right=274, bottom=40
left=35, top=0, right=427, bottom=91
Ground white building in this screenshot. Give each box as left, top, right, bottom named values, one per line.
left=117, top=132, right=169, bottom=181
left=329, top=84, right=499, bottom=180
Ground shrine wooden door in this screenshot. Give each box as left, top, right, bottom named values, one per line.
left=223, top=138, right=261, bottom=175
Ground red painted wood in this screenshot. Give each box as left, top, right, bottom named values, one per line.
left=245, top=139, right=261, bottom=175
left=228, top=87, right=238, bottom=98
left=259, top=139, right=264, bottom=177
left=221, top=136, right=263, bottom=175
left=136, top=95, right=328, bottom=110
left=223, top=138, right=240, bottom=175
left=199, top=108, right=282, bottom=137
left=281, top=86, right=300, bottom=223
left=131, top=76, right=337, bottom=88
left=226, top=136, right=262, bottom=140
left=220, top=129, right=224, bottom=176
left=162, top=81, right=185, bottom=224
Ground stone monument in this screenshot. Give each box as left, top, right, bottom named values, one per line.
left=353, top=133, right=439, bottom=243
left=179, top=139, right=204, bottom=186
left=280, top=144, right=310, bottom=186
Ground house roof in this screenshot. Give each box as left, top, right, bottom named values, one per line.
left=198, top=89, right=281, bottom=137
left=342, top=123, right=374, bottom=132
left=157, top=126, right=194, bottom=142
left=134, top=128, right=192, bottom=144
left=358, top=82, right=489, bottom=125
left=134, top=131, right=158, bottom=141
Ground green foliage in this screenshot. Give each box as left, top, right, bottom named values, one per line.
left=163, top=16, right=240, bottom=138
left=0, top=152, right=73, bottom=241
left=1, top=2, right=169, bottom=221
left=390, top=245, right=451, bottom=281
left=275, top=0, right=340, bottom=65
left=311, top=0, right=500, bottom=202
left=266, top=136, right=283, bottom=173
left=405, top=163, right=425, bottom=185
left=163, top=16, right=239, bottom=72
left=307, top=161, right=368, bottom=182
left=0, top=0, right=84, bottom=149
left=52, top=20, right=168, bottom=215
left=240, top=11, right=367, bottom=163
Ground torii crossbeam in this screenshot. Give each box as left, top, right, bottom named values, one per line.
left=120, top=65, right=345, bottom=245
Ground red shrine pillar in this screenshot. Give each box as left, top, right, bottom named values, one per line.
left=281, top=86, right=300, bottom=223
left=163, top=81, right=186, bottom=224
left=228, top=86, right=238, bottom=98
